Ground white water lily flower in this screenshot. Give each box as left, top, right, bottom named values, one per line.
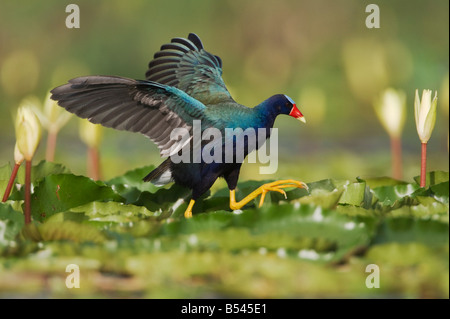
left=79, top=119, right=103, bottom=148
left=374, top=88, right=406, bottom=138
left=415, top=89, right=438, bottom=143
left=15, top=101, right=42, bottom=161
left=14, top=143, right=25, bottom=165
left=32, top=92, right=72, bottom=133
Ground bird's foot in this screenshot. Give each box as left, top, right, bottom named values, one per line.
left=184, top=199, right=196, bottom=218
left=230, top=179, right=308, bottom=210
left=256, top=180, right=309, bottom=207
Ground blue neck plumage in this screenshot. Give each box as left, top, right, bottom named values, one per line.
left=254, top=95, right=287, bottom=129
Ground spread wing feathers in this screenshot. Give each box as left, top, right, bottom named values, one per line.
left=145, top=33, right=234, bottom=105
left=50, top=75, right=209, bottom=157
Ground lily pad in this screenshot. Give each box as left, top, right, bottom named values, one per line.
left=430, top=181, right=449, bottom=204
left=413, top=171, right=449, bottom=187
left=160, top=203, right=378, bottom=263
left=26, top=221, right=106, bottom=243
left=0, top=202, right=24, bottom=242
left=17, top=160, right=71, bottom=184
left=373, top=217, right=449, bottom=245
left=69, top=201, right=157, bottom=222
left=357, top=175, right=407, bottom=189
left=297, top=188, right=343, bottom=209
left=106, top=165, right=160, bottom=202
left=30, top=174, right=124, bottom=222
left=0, top=163, right=12, bottom=180
left=133, top=184, right=192, bottom=212
left=250, top=203, right=377, bottom=262
left=372, top=183, right=420, bottom=207
left=339, top=182, right=367, bottom=206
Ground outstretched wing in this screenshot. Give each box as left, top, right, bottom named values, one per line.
left=146, top=33, right=234, bottom=105
left=50, top=75, right=209, bottom=157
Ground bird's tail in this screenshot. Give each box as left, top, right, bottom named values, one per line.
left=143, top=158, right=173, bottom=186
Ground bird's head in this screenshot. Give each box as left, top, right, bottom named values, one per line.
left=284, top=94, right=306, bottom=123
left=265, top=94, right=306, bottom=123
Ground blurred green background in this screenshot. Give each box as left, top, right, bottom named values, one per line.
left=0, top=0, right=448, bottom=185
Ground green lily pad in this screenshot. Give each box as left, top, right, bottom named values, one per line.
left=366, top=242, right=448, bottom=266
left=161, top=203, right=378, bottom=262
left=311, top=179, right=338, bottom=192
left=17, top=160, right=71, bottom=184
left=0, top=202, right=24, bottom=242
left=297, top=188, right=343, bottom=209
left=373, top=217, right=449, bottom=245
left=251, top=204, right=377, bottom=262
left=0, top=163, right=12, bottom=180
left=372, top=183, right=420, bottom=207
left=30, top=174, right=124, bottom=222
left=133, top=183, right=192, bottom=212
left=357, top=176, right=407, bottom=189
left=339, top=182, right=367, bottom=206
left=413, top=171, right=449, bottom=187
left=69, top=201, right=157, bottom=222
left=28, top=221, right=106, bottom=243
left=7, top=161, right=73, bottom=201
left=0, top=180, right=9, bottom=202
left=162, top=210, right=234, bottom=235
left=0, top=163, right=15, bottom=201
left=430, top=181, right=449, bottom=204
left=106, top=165, right=160, bottom=202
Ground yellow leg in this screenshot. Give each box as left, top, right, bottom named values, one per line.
left=184, top=199, right=196, bottom=218
left=230, top=179, right=308, bottom=210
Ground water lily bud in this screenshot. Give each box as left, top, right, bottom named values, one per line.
left=415, top=89, right=438, bottom=143
left=374, top=88, right=406, bottom=138
left=33, top=92, right=72, bottom=133
left=14, top=143, right=25, bottom=165
left=44, top=92, right=72, bottom=132
left=15, top=102, right=42, bottom=161
left=79, top=119, right=103, bottom=148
